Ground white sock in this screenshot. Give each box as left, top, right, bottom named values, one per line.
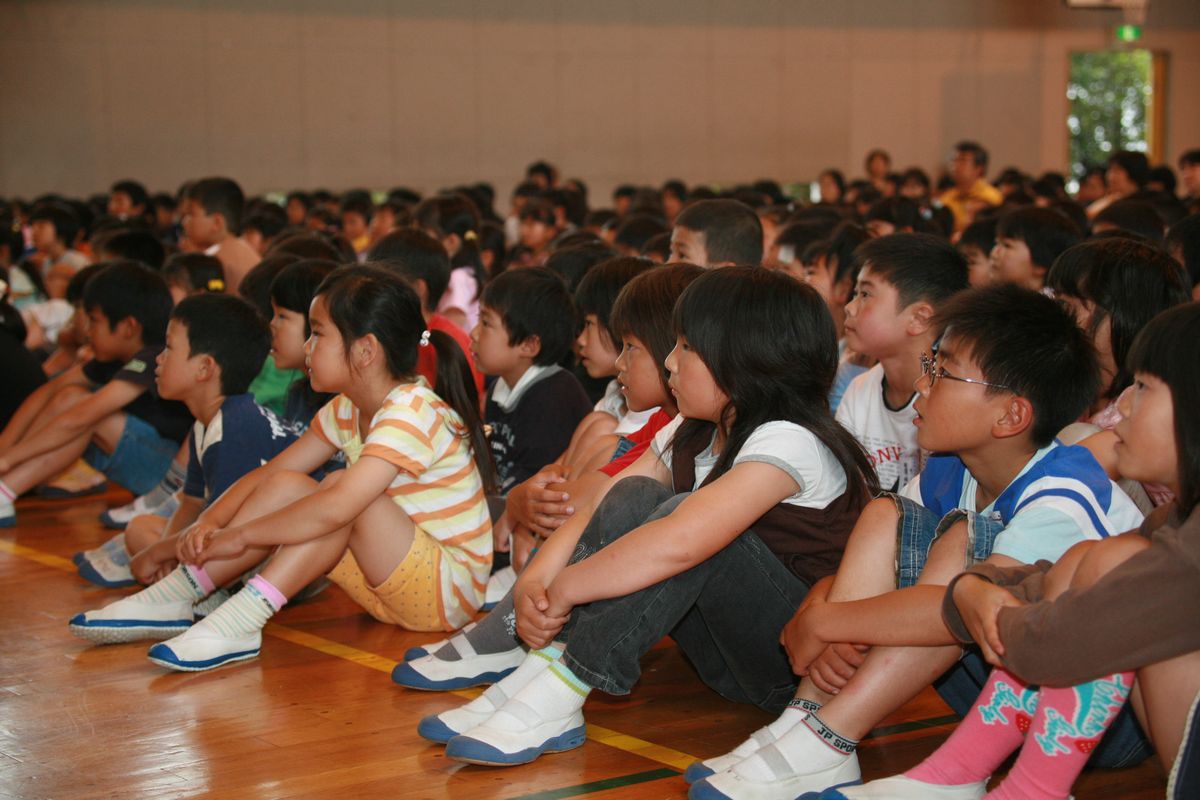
left=200, top=576, right=285, bottom=639
left=484, top=659, right=588, bottom=733
left=732, top=712, right=855, bottom=782
left=0, top=479, right=16, bottom=505
left=725, top=699, right=819, bottom=760
left=138, top=565, right=213, bottom=605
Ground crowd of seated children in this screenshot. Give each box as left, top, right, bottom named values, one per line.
left=1, top=142, right=1197, bottom=797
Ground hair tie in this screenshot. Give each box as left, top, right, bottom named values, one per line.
left=207, top=278, right=226, bottom=292
left=419, top=329, right=432, bottom=347
left=463, top=230, right=478, bottom=242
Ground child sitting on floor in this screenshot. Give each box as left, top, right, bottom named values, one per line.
left=69, top=266, right=494, bottom=670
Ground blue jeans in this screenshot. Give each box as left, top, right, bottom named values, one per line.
left=560, top=476, right=809, bottom=713
left=84, top=413, right=178, bottom=496
left=890, top=493, right=1152, bottom=768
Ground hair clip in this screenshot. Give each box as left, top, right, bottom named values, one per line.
left=419, top=329, right=432, bottom=347
left=207, top=278, right=226, bottom=292
left=463, top=230, right=478, bottom=242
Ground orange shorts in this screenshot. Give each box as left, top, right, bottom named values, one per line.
left=327, top=526, right=447, bottom=632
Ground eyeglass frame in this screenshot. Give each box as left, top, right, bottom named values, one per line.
left=919, top=351, right=1014, bottom=393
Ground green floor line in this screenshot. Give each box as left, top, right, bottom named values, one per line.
left=865, top=714, right=960, bottom=740
left=509, top=767, right=680, bottom=799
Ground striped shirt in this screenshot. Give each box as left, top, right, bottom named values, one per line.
left=314, top=378, right=492, bottom=628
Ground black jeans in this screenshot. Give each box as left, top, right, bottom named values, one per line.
left=559, top=476, right=809, bottom=713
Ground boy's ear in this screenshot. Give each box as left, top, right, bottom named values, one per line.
left=114, top=315, right=142, bottom=341
left=195, top=353, right=219, bottom=384
left=211, top=211, right=227, bottom=235
left=992, top=395, right=1036, bottom=441
left=906, top=301, right=936, bottom=335
left=516, top=334, right=542, bottom=360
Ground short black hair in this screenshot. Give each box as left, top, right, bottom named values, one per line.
left=162, top=252, right=225, bottom=294
left=573, top=256, right=655, bottom=349
left=82, top=260, right=173, bottom=346
left=99, top=228, right=166, bottom=269
left=187, top=177, right=245, bottom=234
left=65, top=262, right=107, bottom=305
left=238, top=254, right=302, bottom=321
left=995, top=206, right=1083, bottom=269
left=110, top=180, right=149, bottom=210
left=340, top=196, right=373, bottom=222
left=1165, top=213, right=1200, bottom=288
left=544, top=241, right=616, bottom=293
left=674, top=199, right=764, bottom=266
left=855, top=232, right=969, bottom=309
left=242, top=210, right=288, bottom=242
left=1092, top=199, right=1165, bottom=242
left=958, top=217, right=998, bottom=255
left=1048, top=237, right=1191, bottom=398
left=1178, top=149, right=1200, bottom=169
left=480, top=267, right=576, bottom=366
left=171, top=293, right=270, bottom=395
left=366, top=228, right=451, bottom=311
left=270, top=259, right=338, bottom=336
left=613, top=214, right=669, bottom=253
left=934, top=284, right=1100, bottom=447
left=29, top=201, right=81, bottom=248
left=1148, top=165, right=1177, bottom=195
left=774, top=222, right=827, bottom=264
left=954, top=141, right=989, bottom=173
left=1108, top=150, right=1151, bottom=188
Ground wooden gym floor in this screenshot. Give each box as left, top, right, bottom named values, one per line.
left=1, top=486, right=1170, bottom=799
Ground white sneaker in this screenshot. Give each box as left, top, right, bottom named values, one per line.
left=483, top=566, right=516, bottom=609
left=690, top=742, right=861, bottom=800
left=685, top=719, right=804, bottom=784
left=810, top=775, right=988, bottom=799
left=69, top=595, right=194, bottom=644
left=73, top=532, right=128, bottom=567
left=146, top=617, right=261, bottom=672
left=76, top=550, right=137, bottom=588
left=416, top=648, right=555, bottom=744
left=444, top=668, right=587, bottom=766
left=100, top=492, right=179, bottom=530
left=392, top=635, right=526, bottom=690
left=404, top=621, right=477, bottom=662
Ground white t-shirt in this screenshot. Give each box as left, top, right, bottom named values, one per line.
left=594, top=379, right=656, bottom=435
left=650, top=415, right=847, bottom=509
left=835, top=363, right=923, bottom=493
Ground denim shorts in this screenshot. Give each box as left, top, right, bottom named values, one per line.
left=84, top=414, right=179, bottom=496
left=886, top=492, right=1006, bottom=589
left=609, top=436, right=636, bottom=461
left=887, top=492, right=1153, bottom=768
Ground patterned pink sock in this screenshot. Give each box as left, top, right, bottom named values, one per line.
left=988, top=671, right=1134, bottom=800
left=0, top=479, right=16, bottom=502
left=906, top=667, right=1039, bottom=785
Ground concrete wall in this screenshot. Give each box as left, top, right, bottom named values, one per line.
left=2, top=0, right=1198, bottom=203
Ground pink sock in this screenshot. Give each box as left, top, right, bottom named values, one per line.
left=987, top=671, right=1134, bottom=800
left=247, top=575, right=288, bottom=612
left=906, top=667, right=1038, bottom=785
left=184, top=564, right=216, bottom=595
left=0, top=479, right=16, bottom=502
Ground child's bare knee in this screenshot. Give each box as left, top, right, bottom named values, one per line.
left=47, top=384, right=89, bottom=412
left=918, top=518, right=969, bottom=583
left=257, top=470, right=319, bottom=503
left=849, top=496, right=899, bottom=545
left=1073, top=534, right=1148, bottom=588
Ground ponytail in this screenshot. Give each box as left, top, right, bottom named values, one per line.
left=429, top=330, right=497, bottom=494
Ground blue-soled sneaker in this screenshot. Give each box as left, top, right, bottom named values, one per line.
left=391, top=644, right=525, bottom=691
left=69, top=596, right=193, bottom=644
left=147, top=619, right=260, bottom=672
left=77, top=551, right=138, bottom=589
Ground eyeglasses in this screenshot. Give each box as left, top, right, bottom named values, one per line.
left=920, top=352, right=1013, bottom=392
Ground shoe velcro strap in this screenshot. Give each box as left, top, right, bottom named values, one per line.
left=449, top=633, right=477, bottom=658
left=495, top=697, right=543, bottom=729
left=750, top=728, right=776, bottom=749
left=752, top=743, right=797, bottom=781
left=482, top=682, right=509, bottom=708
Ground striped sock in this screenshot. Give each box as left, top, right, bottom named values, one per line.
left=547, top=659, right=592, bottom=699
left=202, top=576, right=286, bottom=639
left=139, top=564, right=213, bottom=605
left=140, top=460, right=187, bottom=508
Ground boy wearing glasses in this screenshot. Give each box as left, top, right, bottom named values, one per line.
left=687, top=285, right=1146, bottom=800
left=835, top=234, right=970, bottom=494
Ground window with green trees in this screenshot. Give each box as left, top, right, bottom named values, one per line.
left=1067, top=49, right=1155, bottom=181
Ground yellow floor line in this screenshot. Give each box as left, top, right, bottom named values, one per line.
left=3, top=538, right=699, bottom=773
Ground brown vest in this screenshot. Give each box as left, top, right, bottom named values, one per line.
left=672, top=433, right=867, bottom=587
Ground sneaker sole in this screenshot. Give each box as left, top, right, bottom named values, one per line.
left=69, top=619, right=193, bottom=645
left=99, top=513, right=131, bottom=531
left=445, top=724, right=587, bottom=765
left=391, top=661, right=519, bottom=691
left=76, top=561, right=137, bottom=589
left=36, top=483, right=107, bottom=499
left=693, top=778, right=862, bottom=800
left=417, top=715, right=464, bottom=744
left=146, top=644, right=260, bottom=672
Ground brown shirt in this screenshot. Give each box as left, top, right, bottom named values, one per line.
left=943, top=503, right=1200, bottom=687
